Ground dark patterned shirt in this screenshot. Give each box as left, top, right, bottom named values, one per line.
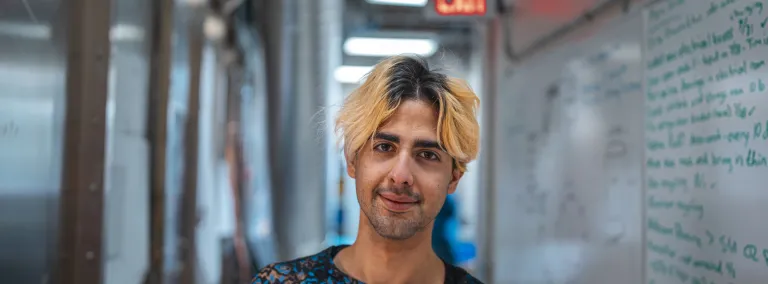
left=252, top=245, right=483, bottom=284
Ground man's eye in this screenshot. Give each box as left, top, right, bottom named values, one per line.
left=374, top=143, right=394, bottom=152
left=419, top=151, right=439, bottom=161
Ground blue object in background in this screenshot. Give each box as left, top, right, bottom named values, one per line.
left=433, top=195, right=477, bottom=265
left=433, top=195, right=457, bottom=264
left=454, top=241, right=476, bottom=264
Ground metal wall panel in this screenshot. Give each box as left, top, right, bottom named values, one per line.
left=103, top=0, right=154, bottom=282
left=0, top=1, right=68, bottom=283
left=257, top=0, right=328, bottom=261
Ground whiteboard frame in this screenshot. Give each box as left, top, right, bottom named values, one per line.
left=640, top=5, right=650, bottom=284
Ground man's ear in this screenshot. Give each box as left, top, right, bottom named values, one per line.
left=447, top=168, right=463, bottom=194
left=345, top=152, right=356, bottom=179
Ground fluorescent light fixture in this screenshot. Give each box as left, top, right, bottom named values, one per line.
left=0, top=22, right=50, bottom=40
left=344, top=37, right=437, bottom=57
left=334, top=66, right=373, bottom=84
left=0, top=22, right=144, bottom=41
left=365, top=0, right=428, bottom=7
left=110, top=24, right=146, bottom=41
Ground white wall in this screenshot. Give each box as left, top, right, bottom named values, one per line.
left=103, top=41, right=151, bottom=284
left=193, top=44, right=229, bottom=284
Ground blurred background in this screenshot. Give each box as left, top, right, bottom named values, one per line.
left=0, top=0, right=656, bottom=283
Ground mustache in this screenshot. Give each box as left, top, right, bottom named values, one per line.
left=374, top=186, right=422, bottom=201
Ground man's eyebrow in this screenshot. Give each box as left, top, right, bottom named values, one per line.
left=374, top=132, right=445, bottom=151
left=374, top=132, right=399, bottom=143
left=414, top=139, right=443, bottom=151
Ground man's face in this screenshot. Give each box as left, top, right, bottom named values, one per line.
left=347, top=99, right=463, bottom=240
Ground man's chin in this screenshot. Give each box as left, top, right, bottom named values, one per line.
left=376, top=231, right=415, bottom=240
left=369, top=217, right=425, bottom=239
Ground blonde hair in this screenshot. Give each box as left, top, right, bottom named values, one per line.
left=335, top=55, right=480, bottom=172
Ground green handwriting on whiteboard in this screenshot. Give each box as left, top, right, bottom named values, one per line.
left=690, top=103, right=756, bottom=124
left=646, top=102, right=759, bottom=133
left=730, top=1, right=764, bottom=21
left=646, top=219, right=704, bottom=247
left=647, top=86, right=680, bottom=102
left=648, top=0, right=687, bottom=23
left=691, top=257, right=722, bottom=276
left=763, top=249, right=768, bottom=267
left=743, top=244, right=760, bottom=262
left=648, top=258, right=692, bottom=283
left=647, top=158, right=662, bottom=169
left=719, top=235, right=737, bottom=254
left=708, top=0, right=737, bottom=17
left=665, top=158, right=677, bottom=168
left=648, top=195, right=675, bottom=208
left=675, top=222, right=703, bottom=248
left=647, top=26, right=734, bottom=71
left=689, top=130, right=721, bottom=146
left=648, top=105, right=664, bottom=118
left=647, top=138, right=666, bottom=151
left=647, top=178, right=687, bottom=192
left=647, top=172, right=716, bottom=191
left=646, top=116, right=689, bottom=132
left=647, top=149, right=768, bottom=172
left=646, top=195, right=704, bottom=219
left=678, top=255, right=736, bottom=280
left=684, top=78, right=762, bottom=108
left=752, top=120, right=768, bottom=140
left=648, top=218, right=674, bottom=236
left=685, top=128, right=751, bottom=147
left=648, top=240, right=677, bottom=258
left=677, top=200, right=704, bottom=219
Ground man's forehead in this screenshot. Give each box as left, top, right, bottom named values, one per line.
left=375, top=123, right=438, bottom=139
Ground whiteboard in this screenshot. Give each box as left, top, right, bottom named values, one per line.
left=643, top=0, right=768, bottom=283
left=556, top=41, right=646, bottom=284
left=493, top=12, right=646, bottom=284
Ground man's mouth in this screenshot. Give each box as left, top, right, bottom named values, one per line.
left=378, top=192, right=418, bottom=212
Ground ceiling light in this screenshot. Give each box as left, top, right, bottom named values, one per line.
left=365, top=0, right=428, bottom=7
left=343, top=37, right=437, bottom=57
left=0, top=22, right=144, bottom=41
left=0, top=22, right=50, bottom=40
left=334, top=66, right=373, bottom=84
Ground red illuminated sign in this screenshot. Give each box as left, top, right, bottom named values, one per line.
left=435, top=0, right=487, bottom=16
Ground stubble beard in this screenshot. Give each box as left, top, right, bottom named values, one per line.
left=360, top=188, right=433, bottom=240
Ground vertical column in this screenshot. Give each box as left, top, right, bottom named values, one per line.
left=57, top=0, right=112, bottom=282
left=146, top=0, right=174, bottom=283
left=478, top=17, right=500, bottom=284
left=179, top=6, right=205, bottom=284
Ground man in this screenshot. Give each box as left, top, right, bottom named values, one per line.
left=253, top=55, right=482, bottom=284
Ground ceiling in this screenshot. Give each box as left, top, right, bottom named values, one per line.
left=339, top=0, right=653, bottom=62
left=503, top=0, right=649, bottom=59
left=342, top=0, right=476, bottom=57
left=0, top=0, right=60, bottom=24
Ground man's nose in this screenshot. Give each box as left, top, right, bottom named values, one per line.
left=388, top=153, right=414, bottom=186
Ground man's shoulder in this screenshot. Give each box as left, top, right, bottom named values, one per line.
left=251, top=246, right=339, bottom=283
left=444, top=264, right=485, bottom=284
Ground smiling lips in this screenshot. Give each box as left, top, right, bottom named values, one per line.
left=378, top=192, right=419, bottom=212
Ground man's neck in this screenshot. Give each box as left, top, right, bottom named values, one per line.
left=335, top=217, right=444, bottom=283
